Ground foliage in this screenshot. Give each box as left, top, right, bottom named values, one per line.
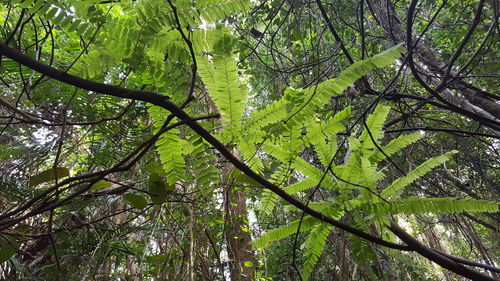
left=0, top=0, right=499, bottom=280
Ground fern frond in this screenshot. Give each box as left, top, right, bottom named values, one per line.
left=260, top=177, right=341, bottom=214
left=148, top=106, right=191, bottom=185
left=273, top=125, right=304, bottom=163
left=369, top=132, right=422, bottom=164
left=380, top=150, right=458, bottom=199
left=284, top=177, right=318, bottom=195
left=71, top=48, right=119, bottom=79
left=245, top=98, right=290, bottom=143
left=308, top=202, right=345, bottom=218
left=285, top=44, right=404, bottom=127
left=237, top=141, right=264, bottom=172
left=195, top=0, right=253, bottom=23
left=358, top=104, right=391, bottom=149
left=147, top=30, right=190, bottom=61
left=305, top=108, right=351, bottom=142
left=362, top=197, right=500, bottom=214
left=187, top=135, right=219, bottom=194
left=348, top=234, right=377, bottom=264
left=155, top=129, right=191, bottom=185
left=133, top=0, right=168, bottom=35
left=299, top=202, right=343, bottom=280
left=104, top=18, right=140, bottom=58
left=197, top=52, right=216, bottom=89
left=259, top=164, right=293, bottom=214
left=334, top=155, right=384, bottom=192
left=15, top=0, right=96, bottom=38
left=313, top=137, right=335, bottom=168
left=290, top=158, right=322, bottom=180
left=192, top=28, right=230, bottom=52
left=260, top=177, right=317, bottom=215
left=259, top=189, right=280, bottom=214
left=358, top=157, right=384, bottom=189
left=197, top=31, right=247, bottom=142
left=301, top=223, right=333, bottom=281
left=253, top=216, right=320, bottom=249
left=306, top=106, right=351, bottom=167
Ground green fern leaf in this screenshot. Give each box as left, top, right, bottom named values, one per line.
left=253, top=216, right=320, bottom=249
left=285, top=44, right=404, bottom=127
left=259, top=164, right=293, bottom=213
left=197, top=31, right=247, bottom=142
left=301, top=223, right=333, bottom=281
left=306, top=106, right=351, bottom=167
left=358, top=157, right=384, bottom=189
left=187, top=135, right=220, bottom=194
left=156, top=129, right=191, bottom=185
left=148, top=106, right=191, bottom=185
left=369, top=132, right=422, bottom=164
left=381, top=150, right=458, bottom=199
left=348, top=234, right=377, bottom=264
left=245, top=98, right=290, bottom=143
left=195, top=0, right=253, bottom=23
left=358, top=105, right=391, bottom=149
left=259, top=189, right=280, bottom=214
left=237, top=141, right=264, bottom=172
left=284, top=177, right=319, bottom=195
left=260, top=177, right=317, bottom=214
left=362, top=197, right=499, bottom=214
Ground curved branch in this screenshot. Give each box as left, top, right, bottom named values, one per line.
left=389, top=222, right=498, bottom=281
left=0, top=42, right=407, bottom=251
left=3, top=43, right=499, bottom=280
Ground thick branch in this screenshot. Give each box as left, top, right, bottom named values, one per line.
left=389, top=222, right=498, bottom=281
left=0, top=43, right=406, bottom=250
left=2, top=43, right=499, bottom=280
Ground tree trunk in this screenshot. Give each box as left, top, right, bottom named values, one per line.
left=207, top=93, right=256, bottom=281
left=223, top=150, right=256, bottom=281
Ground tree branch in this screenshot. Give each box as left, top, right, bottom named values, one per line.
left=3, top=43, right=499, bottom=280
left=0, top=42, right=407, bottom=251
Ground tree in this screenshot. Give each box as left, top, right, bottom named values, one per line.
left=0, top=0, right=498, bottom=280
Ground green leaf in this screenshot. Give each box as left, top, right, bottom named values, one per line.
left=123, top=193, right=148, bottom=209
left=348, top=234, right=377, bottom=264
left=369, top=132, right=422, bottom=164
left=196, top=28, right=247, bottom=142
left=358, top=104, right=391, bottom=149
left=284, top=44, right=405, bottom=127
left=230, top=167, right=262, bottom=187
left=301, top=223, right=333, bottom=280
left=243, top=261, right=254, bottom=267
left=148, top=172, right=174, bottom=205
left=361, top=197, right=500, bottom=215
left=46, top=7, right=58, bottom=18
left=90, top=180, right=112, bottom=190
left=29, top=167, right=70, bottom=187
left=253, top=216, right=320, bottom=248
left=381, top=150, right=458, bottom=199
left=0, top=237, right=20, bottom=263
left=144, top=162, right=165, bottom=176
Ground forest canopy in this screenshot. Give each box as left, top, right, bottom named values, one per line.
left=0, top=0, right=499, bottom=280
